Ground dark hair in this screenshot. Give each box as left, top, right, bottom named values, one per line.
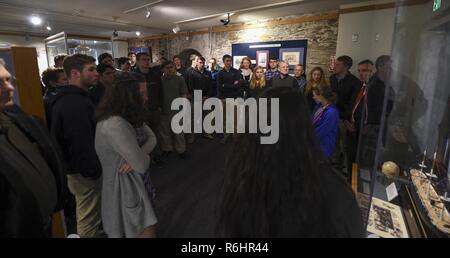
left=118, top=57, right=130, bottom=67
left=98, top=53, right=113, bottom=64
left=41, top=67, right=65, bottom=87
left=337, top=55, right=353, bottom=69
left=358, top=59, right=373, bottom=66
left=217, top=86, right=336, bottom=237
left=210, top=58, right=217, bottom=62
left=96, top=63, right=114, bottom=75
left=54, top=54, right=66, bottom=64
left=161, top=60, right=174, bottom=69
left=269, top=56, right=278, bottom=62
left=128, top=51, right=136, bottom=57
left=136, top=52, right=150, bottom=60
left=198, top=56, right=205, bottom=62
left=222, top=54, right=232, bottom=62
left=172, top=55, right=181, bottom=61
left=95, top=73, right=145, bottom=128
left=375, top=55, right=391, bottom=70
left=312, top=84, right=336, bottom=103
left=63, top=54, right=96, bottom=78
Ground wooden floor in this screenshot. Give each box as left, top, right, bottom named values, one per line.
left=150, top=136, right=227, bottom=237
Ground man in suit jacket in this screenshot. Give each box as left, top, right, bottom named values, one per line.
left=0, top=58, right=65, bottom=237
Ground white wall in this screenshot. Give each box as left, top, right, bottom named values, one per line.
left=0, top=34, right=48, bottom=75
left=112, top=40, right=129, bottom=58
left=336, top=1, right=395, bottom=74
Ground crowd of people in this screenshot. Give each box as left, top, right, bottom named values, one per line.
left=0, top=47, right=395, bottom=237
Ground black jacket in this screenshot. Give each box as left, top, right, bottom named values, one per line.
left=271, top=74, right=298, bottom=89
left=217, top=67, right=242, bottom=98
left=133, top=68, right=163, bottom=111
left=0, top=106, right=66, bottom=237
left=87, top=82, right=106, bottom=107
left=49, top=85, right=102, bottom=179
left=43, top=86, right=58, bottom=128
left=183, top=66, right=195, bottom=93
left=189, top=69, right=213, bottom=97
left=247, top=80, right=272, bottom=99
left=330, top=72, right=361, bottom=120
left=366, top=73, right=395, bottom=125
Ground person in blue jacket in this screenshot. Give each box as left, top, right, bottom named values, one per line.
left=311, top=84, right=340, bottom=159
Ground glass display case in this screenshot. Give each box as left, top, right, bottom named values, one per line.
left=355, top=0, right=450, bottom=238
left=45, top=32, right=112, bottom=66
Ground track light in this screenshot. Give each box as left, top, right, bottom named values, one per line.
left=30, top=15, right=42, bottom=26
left=145, top=6, right=152, bottom=19
left=136, top=31, right=141, bottom=36
left=220, top=13, right=231, bottom=26
left=172, top=24, right=180, bottom=34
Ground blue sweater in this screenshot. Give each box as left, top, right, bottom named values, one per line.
left=312, top=104, right=339, bottom=158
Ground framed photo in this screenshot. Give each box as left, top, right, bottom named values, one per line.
left=279, top=48, right=305, bottom=67
left=256, top=50, right=269, bottom=68
left=367, top=197, right=408, bottom=238
left=233, top=56, right=246, bottom=70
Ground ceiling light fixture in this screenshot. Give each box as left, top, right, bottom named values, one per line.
left=136, top=31, right=141, bottom=36
left=145, top=6, right=152, bottom=19
left=46, top=23, right=52, bottom=31
left=220, top=13, right=231, bottom=26
left=172, top=24, right=180, bottom=34
left=30, top=15, right=42, bottom=26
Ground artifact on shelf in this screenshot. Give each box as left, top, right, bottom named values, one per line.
left=382, top=161, right=400, bottom=178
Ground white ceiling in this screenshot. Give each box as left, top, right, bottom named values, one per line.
left=0, top=0, right=371, bottom=39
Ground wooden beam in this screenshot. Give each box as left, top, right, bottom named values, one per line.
left=339, top=3, right=395, bottom=14
left=10, top=47, right=46, bottom=121
left=132, top=12, right=339, bottom=42
left=352, top=163, right=358, bottom=194
left=0, top=31, right=112, bottom=41
left=66, top=34, right=111, bottom=41
left=210, top=12, right=339, bottom=33
left=0, top=31, right=48, bottom=38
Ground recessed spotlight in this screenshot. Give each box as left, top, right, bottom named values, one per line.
left=172, top=24, right=180, bottom=34
left=136, top=31, right=141, bottom=36
left=30, top=15, right=42, bottom=26
left=46, top=25, right=52, bottom=31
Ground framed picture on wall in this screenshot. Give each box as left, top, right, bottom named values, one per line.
left=233, top=56, right=246, bottom=70
left=279, top=48, right=304, bottom=68
left=256, top=50, right=269, bottom=68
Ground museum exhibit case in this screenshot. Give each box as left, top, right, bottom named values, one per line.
left=45, top=32, right=112, bottom=66
left=354, top=0, right=450, bottom=238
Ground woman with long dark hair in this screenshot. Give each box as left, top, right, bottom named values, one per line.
left=216, top=86, right=364, bottom=237
left=95, top=73, right=157, bottom=238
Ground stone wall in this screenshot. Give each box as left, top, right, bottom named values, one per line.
left=129, top=11, right=339, bottom=77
